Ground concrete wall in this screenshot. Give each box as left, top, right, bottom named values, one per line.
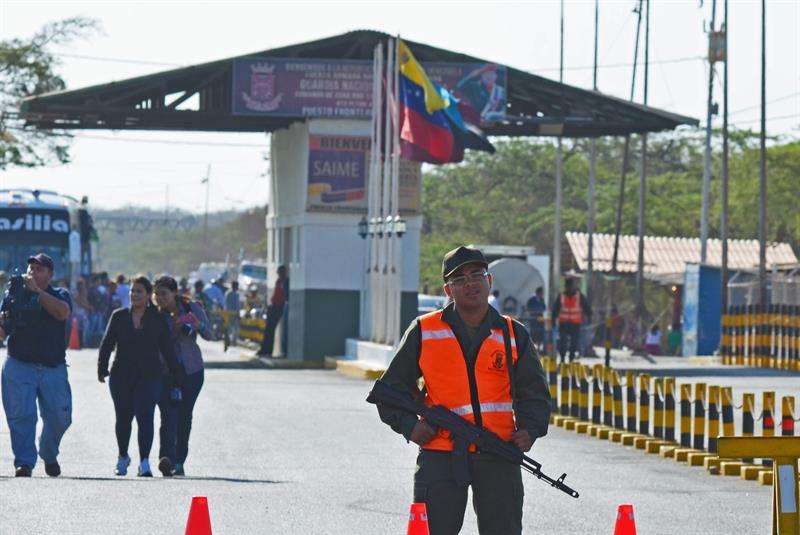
left=267, top=119, right=420, bottom=360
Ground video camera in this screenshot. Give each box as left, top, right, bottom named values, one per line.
left=1, top=269, right=41, bottom=336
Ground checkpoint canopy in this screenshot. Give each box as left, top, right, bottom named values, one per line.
left=19, top=30, right=698, bottom=361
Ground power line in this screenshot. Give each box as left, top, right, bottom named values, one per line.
left=72, top=133, right=266, bottom=147
left=535, top=54, right=702, bottom=73
left=52, top=47, right=703, bottom=75
left=728, top=91, right=800, bottom=116
left=729, top=113, right=800, bottom=126
left=52, top=51, right=183, bottom=67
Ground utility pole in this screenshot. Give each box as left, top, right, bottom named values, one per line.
left=611, top=0, right=643, bottom=274
left=721, top=0, right=730, bottom=312
left=758, top=0, right=768, bottom=305
left=552, top=0, right=565, bottom=303
left=587, top=0, right=599, bottom=310
left=700, top=0, right=718, bottom=264
left=636, top=0, right=650, bottom=339
left=202, top=164, right=211, bottom=245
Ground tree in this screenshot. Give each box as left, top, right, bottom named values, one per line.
left=420, top=133, right=799, bottom=292
left=0, top=17, right=99, bottom=170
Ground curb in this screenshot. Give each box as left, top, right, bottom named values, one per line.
left=257, top=356, right=325, bottom=369
left=335, top=360, right=386, bottom=380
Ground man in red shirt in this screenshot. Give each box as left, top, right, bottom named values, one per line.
left=257, top=265, right=288, bottom=357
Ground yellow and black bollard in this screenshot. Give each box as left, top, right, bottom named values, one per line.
left=626, top=370, right=637, bottom=433
left=559, top=363, right=570, bottom=416
left=789, top=305, right=800, bottom=371
left=679, top=384, right=692, bottom=447
left=653, top=377, right=664, bottom=439
left=692, top=383, right=706, bottom=451
left=721, top=387, right=735, bottom=438
left=591, top=365, right=602, bottom=425
left=781, top=395, right=795, bottom=437
left=707, top=386, right=720, bottom=454
left=782, top=305, right=793, bottom=370
left=664, top=377, right=676, bottom=442
left=734, top=305, right=744, bottom=365
left=579, top=365, right=589, bottom=422
left=604, top=315, right=612, bottom=368
left=569, top=363, right=580, bottom=418
left=720, top=308, right=731, bottom=365
left=602, top=367, right=613, bottom=427
left=747, top=304, right=756, bottom=367
left=544, top=357, right=558, bottom=411
left=742, top=392, right=755, bottom=464
left=762, top=391, right=776, bottom=465
left=638, top=374, right=650, bottom=436
left=612, top=371, right=624, bottom=430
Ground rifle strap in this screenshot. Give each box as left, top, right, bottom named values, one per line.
left=500, top=316, right=517, bottom=402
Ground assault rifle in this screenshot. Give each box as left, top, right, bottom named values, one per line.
left=367, top=380, right=579, bottom=499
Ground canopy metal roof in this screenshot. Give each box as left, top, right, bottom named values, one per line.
left=566, top=231, right=798, bottom=284
left=19, top=30, right=697, bottom=136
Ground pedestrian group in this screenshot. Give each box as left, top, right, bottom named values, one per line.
left=0, top=254, right=209, bottom=478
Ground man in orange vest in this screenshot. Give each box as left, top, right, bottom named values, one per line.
left=374, top=246, right=551, bottom=535
left=551, top=277, right=591, bottom=364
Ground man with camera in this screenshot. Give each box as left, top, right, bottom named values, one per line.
left=0, top=253, right=73, bottom=477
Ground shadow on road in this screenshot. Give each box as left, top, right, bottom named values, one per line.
left=0, top=475, right=287, bottom=484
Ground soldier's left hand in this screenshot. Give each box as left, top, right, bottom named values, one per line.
left=511, top=430, right=534, bottom=452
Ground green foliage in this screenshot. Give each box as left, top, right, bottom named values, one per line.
left=0, top=17, right=100, bottom=170
left=420, top=132, right=800, bottom=292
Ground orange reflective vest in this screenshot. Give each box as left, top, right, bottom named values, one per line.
left=558, top=293, right=583, bottom=325
left=418, top=310, right=518, bottom=452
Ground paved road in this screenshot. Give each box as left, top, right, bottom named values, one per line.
left=0, top=343, right=773, bottom=534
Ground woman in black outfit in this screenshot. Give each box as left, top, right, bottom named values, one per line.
left=98, top=276, right=181, bottom=477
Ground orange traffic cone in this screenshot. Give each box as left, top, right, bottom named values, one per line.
left=185, top=496, right=212, bottom=535
left=407, top=502, right=430, bottom=535
left=613, top=504, right=637, bottom=535
left=68, top=317, right=80, bottom=350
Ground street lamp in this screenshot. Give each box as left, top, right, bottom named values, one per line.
left=358, top=215, right=406, bottom=238
left=394, top=215, right=407, bottom=238
left=357, top=216, right=368, bottom=239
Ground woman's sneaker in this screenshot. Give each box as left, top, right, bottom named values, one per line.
left=158, top=457, right=173, bottom=477
left=115, top=455, right=130, bottom=476
left=172, top=463, right=185, bottom=476
left=137, top=459, right=152, bottom=477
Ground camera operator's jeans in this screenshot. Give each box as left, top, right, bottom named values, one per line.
left=1, top=357, right=72, bottom=468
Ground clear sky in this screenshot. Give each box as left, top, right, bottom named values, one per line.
left=2, top=0, right=798, bottom=213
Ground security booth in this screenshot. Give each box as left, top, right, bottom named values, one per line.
left=19, top=30, right=697, bottom=362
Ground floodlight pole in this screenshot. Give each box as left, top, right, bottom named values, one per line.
left=635, top=0, right=650, bottom=341
left=758, top=0, right=767, bottom=305
left=587, top=0, right=599, bottom=311
left=553, top=0, right=565, bottom=307
left=721, top=0, right=730, bottom=312
left=700, top=0, right=718, bottom=264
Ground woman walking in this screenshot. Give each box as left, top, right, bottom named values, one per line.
left=154, top=275, right=212, bottom=477
left=98, top=276, right=181, bottom=477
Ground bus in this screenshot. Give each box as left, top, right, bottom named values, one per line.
left=0, top=189, right=95, bottom=285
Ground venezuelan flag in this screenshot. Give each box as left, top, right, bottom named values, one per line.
left=398, top=40, right=462, bottom=164
left=398, top=40, right=495, bottom=164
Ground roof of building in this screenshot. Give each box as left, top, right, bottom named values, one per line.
left=19, top=30, right=697, bottom=136
left=565, top=231, right=799, bottom=283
